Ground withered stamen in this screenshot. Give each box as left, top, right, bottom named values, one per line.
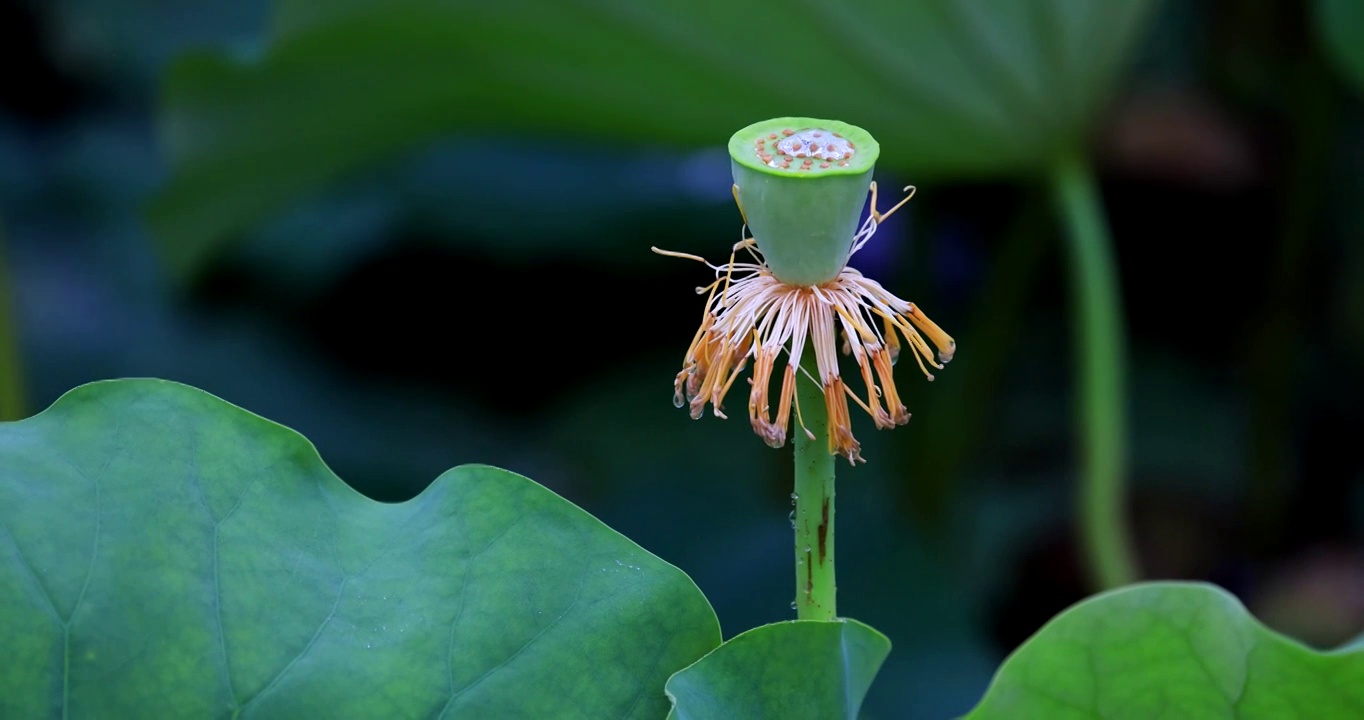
left=659, top=221, right=953, bottom=464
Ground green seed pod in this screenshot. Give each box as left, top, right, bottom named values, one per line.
left=728, top=117, right=880, bottom=287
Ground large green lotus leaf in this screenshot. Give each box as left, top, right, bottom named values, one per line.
left=0, top=379, right=721, bottom=718
left=966, top=582, right=1364, bottom=719
left=664, top=619, right=890, bottom=720
left=149, top=0, right=1156, bottom=277
left=1317, top=0, right=1364, bottom=94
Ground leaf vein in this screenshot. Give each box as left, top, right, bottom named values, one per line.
left=0, top=520, right=62, bottom=624
left=236, top=577, right=349, bottom=716
left=180, top=414, right=238, bottom=711
left=438, top=550, right=598, bottom=716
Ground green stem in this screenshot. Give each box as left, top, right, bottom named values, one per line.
left=793, top=353, right=836, bottom=620
left=1050, top=155, right=1137, bottom=590
left=0, top=224, right=24, bottom=422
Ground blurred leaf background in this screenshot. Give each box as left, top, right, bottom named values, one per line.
left=3, top=0, right=1364, bottom=717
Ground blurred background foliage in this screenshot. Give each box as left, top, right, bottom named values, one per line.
left=2, top=0, right=1363, bottom=717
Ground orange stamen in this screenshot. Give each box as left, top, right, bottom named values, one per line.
left=823, top=378, right=864, bottom=464
left=906, top=304, right=957, bottom=363
left=655, top=201, right=952, bottom=463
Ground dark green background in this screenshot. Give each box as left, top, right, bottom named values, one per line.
left=2, top=1, right=1363, bottom=717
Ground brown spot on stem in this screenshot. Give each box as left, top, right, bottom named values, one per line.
left=818, top=498, right=830, bottom=562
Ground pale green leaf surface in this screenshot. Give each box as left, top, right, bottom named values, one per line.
left=0, top=379, right=721, bottom=719
left=966, top=582, right=1364, bottom=719
left=664, top=619, right=890, bottom=720
left=149, top=0, right=1156, bottom=277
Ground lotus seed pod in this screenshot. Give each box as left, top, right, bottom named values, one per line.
left=727, top=117, right=880, bottom=287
